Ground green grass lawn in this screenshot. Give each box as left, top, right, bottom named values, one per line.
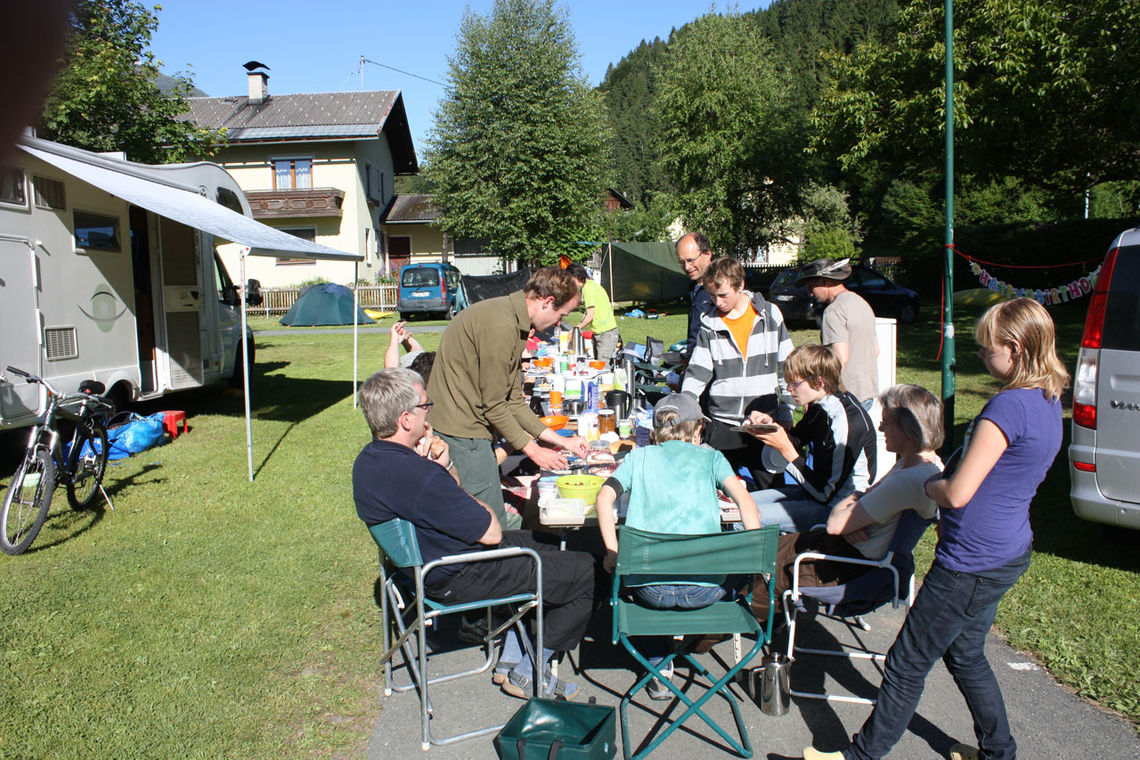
left=0, top=299, right=1135, bottom=757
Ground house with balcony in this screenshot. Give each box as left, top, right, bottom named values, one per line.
left=183, top=65, right=418, bottom=287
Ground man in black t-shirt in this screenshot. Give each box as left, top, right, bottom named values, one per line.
left=352, top=368, right=595, bottom=700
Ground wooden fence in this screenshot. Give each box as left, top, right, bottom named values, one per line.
left=250, top=284, right=398, bottom=317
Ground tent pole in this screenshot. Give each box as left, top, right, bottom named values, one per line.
left=240, top=247, right=254, bottom=482
left=353, top=262, right=360, bottom=409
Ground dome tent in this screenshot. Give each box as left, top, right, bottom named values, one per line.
left=279, top=283, right=374, bottom=326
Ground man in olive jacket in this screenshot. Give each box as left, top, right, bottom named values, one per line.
left=428, top=266, right=590, bottom=529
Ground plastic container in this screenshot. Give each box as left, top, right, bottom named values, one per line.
left=539, top=497, right=587, bottom=526
left=556, top=474, right=605, bottom=506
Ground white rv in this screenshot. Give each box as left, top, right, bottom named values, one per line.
left=0, top=135, right=358, bottom=429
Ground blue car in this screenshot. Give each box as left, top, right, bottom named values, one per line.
left=398, top=263, right=464, bottom=320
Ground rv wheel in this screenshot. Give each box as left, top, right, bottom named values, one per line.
left=230, top=340, right=256, bottom=388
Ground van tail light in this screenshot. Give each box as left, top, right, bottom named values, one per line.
left=1073, top=461, right=1096, bottom=473
left=1072, top=248, right=1118, bottom=430
left=1073, top=347, right=1098, bottom=429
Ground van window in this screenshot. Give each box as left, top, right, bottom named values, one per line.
left=446, top=269, right=461, bottom=290
left=403, top=268, right=440, bottom=288
left=1103, top=245, right=1140, bottom=351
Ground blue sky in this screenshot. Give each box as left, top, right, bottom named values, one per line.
left=150, top=1, right=772, bottom=158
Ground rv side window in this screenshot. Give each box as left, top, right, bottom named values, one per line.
left=73, top=210, right=121, bottom=252
left=215, top=253, right=237, bottom=305
left=0, top=166, right=26, bottom=208
left=217, top=187, right=243, bottom=214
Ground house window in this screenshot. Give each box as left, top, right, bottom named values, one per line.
left=0, top=166, right=26, bottom=207
left=73, top=210, right=121, bottom=252
left=272, top=158, right=312, bottom=190
left=276, top=227, right=317, bottom=266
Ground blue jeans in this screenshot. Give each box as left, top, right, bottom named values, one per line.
left=844, top=550, right=1032, bottom=760
left=631, top=581, right=734, bottom=666
left=750, top=486, right=832, bottom=532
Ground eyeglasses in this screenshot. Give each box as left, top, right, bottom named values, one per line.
left=786, top=378, right=811, bottom=391
left=411, top=401, right=434, bottom=411
left=679, top=253, right=708, bottom=266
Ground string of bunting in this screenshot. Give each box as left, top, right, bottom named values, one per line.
left=952, top=247, right=1101, bottom=306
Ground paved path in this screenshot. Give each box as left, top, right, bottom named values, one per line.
left=364, top=594, right=1140, bottom=759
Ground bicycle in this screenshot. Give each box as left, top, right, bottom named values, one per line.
left=1, top=366, right=115, bottom=555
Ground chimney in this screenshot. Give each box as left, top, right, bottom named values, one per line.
left=247, top=70, right=269, bottom=104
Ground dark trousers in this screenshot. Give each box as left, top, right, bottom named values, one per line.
left=427, top=531, right=595, bottom=652
left=844, top=550, right=1032, bottom=760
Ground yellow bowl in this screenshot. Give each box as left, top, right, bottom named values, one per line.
left=556, top=474, right=605, bottom=506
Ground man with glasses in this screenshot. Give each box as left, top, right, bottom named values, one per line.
left=353, top=368, right=595, bottom=700
left=675, top=232, right=717, bottom=362
left=428, top=266, right=590, bottom=530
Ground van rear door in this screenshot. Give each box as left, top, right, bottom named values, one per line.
left=1093, top=244, right=1140, bottom=504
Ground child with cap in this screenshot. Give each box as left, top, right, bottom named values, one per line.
left=595, top=392, right=760, bottom=699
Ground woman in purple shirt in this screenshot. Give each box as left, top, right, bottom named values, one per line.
left=804, top=298, right=1069, bottom=760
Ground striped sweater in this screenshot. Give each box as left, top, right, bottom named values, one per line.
left=681, top=291, right=795, bottom=426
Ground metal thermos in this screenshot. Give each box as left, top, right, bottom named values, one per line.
left=759, top=654, right=791, bottom=716
left=570, top=327, right=586, bottom=357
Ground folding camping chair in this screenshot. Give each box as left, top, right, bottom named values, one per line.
left=628, top=337, right=675, bottom=407
left=611, top=525, right=780, bottom=759
left=369, top=518, right=544, bottom=749
left=781, top=509, right=933, bottom=704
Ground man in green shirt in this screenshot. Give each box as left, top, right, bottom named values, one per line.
left=567, top=263, right=620, bottom=361
left=428, top=266, right=590, bottom=529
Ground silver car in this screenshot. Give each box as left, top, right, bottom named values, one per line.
left=1070, top=225, right=1140, bottom=529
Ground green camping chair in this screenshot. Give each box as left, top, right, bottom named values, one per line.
left=369, top=518, right=543, bottom=750
left=610, top=525, right=780, bottom=759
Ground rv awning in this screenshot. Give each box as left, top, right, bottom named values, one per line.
left=18, top=142, right=359, bottom=262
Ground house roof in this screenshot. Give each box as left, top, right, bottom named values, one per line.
left=383, top=194, right=439, bottom=224
left=184, top=90, right=418, bottom=173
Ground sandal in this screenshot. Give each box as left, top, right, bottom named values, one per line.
left=502, top=667, right=579, bottom=700
left=492, top=659, right=519, bottom=686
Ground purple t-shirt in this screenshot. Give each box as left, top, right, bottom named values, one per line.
left=935, top=388, right=1062, bottom=573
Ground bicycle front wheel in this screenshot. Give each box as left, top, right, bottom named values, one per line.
left=1, top=449, right=57, bottom=555
left=66, top=420, right=109, bottom=510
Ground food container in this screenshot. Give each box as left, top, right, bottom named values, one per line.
left=540, top=414, right=569, bottom=430
left=556, top=474, right=605, bottom=506
left=539, top=497, right=587, bottom=526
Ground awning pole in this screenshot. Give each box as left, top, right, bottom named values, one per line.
left=353, top=262, right=360, bottom=408
left=240, top=247, right=254, bottom=482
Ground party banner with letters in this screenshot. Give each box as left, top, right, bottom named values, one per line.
left=968, top=261, right=1101, bottom=306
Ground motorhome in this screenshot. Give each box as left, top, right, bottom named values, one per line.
left=0, top=134, right=357, bottom=429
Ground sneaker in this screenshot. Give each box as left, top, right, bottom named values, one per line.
left=646, top=665, right=674, bottom=701
left=802, top=749, right=845, bottom=760
left=948, top=744, right=979, bottom=760
left=502, top=667, right=579, bottom=700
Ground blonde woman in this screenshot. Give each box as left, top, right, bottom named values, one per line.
left=805, top=297, right=1069, bottom=760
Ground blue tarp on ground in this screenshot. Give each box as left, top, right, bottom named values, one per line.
left=279, top=283, right=375, bottom=326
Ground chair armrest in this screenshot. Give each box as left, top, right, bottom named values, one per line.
left=789, top=550, right=897, bottom=600
left=424, top=545, right=542, bottom=579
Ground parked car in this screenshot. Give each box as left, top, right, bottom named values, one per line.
left=767, top=262, right=920, bottom=327
left=1069, top=225, right=1140, bottom=530
left=398, top=262, right=464, bottom=320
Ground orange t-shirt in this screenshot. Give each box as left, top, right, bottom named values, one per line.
left=722, top=303, right=757, bottom=359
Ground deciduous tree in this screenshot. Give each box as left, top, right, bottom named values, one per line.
left=425, top=0, right=610, bottom=265
left=39, top=0, right=220, bottom=163
left=653, top=12, right=805, bottom=257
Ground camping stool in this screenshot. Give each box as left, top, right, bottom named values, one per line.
left=161, top=410, right=189, bottom=439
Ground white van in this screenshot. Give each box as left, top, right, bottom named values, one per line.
left=0, top=135, right=352, bottom=429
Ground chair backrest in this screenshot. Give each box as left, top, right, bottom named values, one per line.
left=615, top=525, right=779, bottom=579
left=368, top=518, right=423, bottom=568
left=887, top=508, right=933, bottom=556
